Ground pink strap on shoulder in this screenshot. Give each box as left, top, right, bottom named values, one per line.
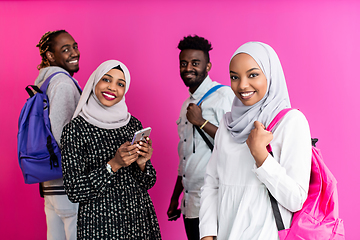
left=266, top=108, right=295, bottom=153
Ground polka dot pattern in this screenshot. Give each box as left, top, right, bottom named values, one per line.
left=61, top=116, right=161, bottom=239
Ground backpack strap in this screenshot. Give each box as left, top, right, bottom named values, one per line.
left=26, top=71, right=82, bottom=98
left=24, top=72, right=64, bottom=98
left=266, top=108, right=294, bottom=132
left=39, top=71, right=82, bottom=94
left=265, top=108, right=295, bottom=231
left=193, top=85, right=227, bottom=152
left=266, top=108, right=320, bottom=232
left=35, top=72, right=82, bottom=176
left=25, top=85, right=42, bottom=98
left=196, top=84, right=226, bottom=106
left=269, top=188, right=285, bottom=231
left=266, top=108, right=294, bottom=153
left=194, top=125, right=214, bottom=151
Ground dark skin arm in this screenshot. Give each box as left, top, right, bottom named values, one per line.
left=167, top=176, right=184, bottom=219
left=186, top=103, right=218, bottom=139
left=107, top=142, right=139, bottom=172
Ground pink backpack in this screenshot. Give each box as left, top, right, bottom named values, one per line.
left=266, top=108, right=345, bottom=240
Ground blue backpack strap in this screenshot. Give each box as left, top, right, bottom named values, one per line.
left=193, top=84, right=228, bottom=152
left=196, top=84, right=226, bottom=106
left=25, top=72, right=64, bottom=98
left=39, top=71, right=82, bottom=94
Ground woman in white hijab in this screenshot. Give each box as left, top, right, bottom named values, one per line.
left=199, top=42, right=312, bottom=240
left=61, top=60, right=161, bottom=239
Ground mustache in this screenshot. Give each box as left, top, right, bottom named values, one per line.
left=181, top=70, right=197, bottom=76
left=68, top=57, right=79, bottom=61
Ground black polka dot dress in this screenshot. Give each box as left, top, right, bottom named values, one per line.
left=61, top=116, right=161, bottom=239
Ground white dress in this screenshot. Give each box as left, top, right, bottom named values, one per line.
left=199, top=109, right=312, bottom=240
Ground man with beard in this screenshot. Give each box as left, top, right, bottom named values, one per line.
left=167, top=35, right=234, bottom=240
left=35, top=30, right=81, bottom=240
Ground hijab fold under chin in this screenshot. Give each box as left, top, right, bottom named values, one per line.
left=73, top=60, right=131, bottom=129
left=224, top=42, right=291, bottom=143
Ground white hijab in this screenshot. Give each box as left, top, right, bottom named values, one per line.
left=73, top=60, right=131, bottom=129
left=224, top=42, right=291, bottom=143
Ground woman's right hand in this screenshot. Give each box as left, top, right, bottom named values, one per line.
left=246, top=121, right=273, bottom=167
left=108, top=141, right=139, bottom=172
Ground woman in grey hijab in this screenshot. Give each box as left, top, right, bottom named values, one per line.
left=61, top=60, right=161, bottom=239
left=199, top=42, right=312, bottom=240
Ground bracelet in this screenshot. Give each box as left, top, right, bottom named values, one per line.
left=200, top=120, right=209, bottom=129
left=106, top=163, right=114, bottom=175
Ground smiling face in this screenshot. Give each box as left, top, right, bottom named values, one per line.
left=230, top=53, right=267, bottom=106
left=179, top=49, right=211, bottom=93
left=47, top=32, right=80, bottom=76
left=95, top=69, right=126, bottom=107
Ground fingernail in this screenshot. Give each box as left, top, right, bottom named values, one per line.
left=137, top=151, right=140, bottom=154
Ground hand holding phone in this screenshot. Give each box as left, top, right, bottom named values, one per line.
left=131, top=127, right=152, bottom=145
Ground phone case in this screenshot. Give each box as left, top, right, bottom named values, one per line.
left=131, top=127, right=151, bottom=144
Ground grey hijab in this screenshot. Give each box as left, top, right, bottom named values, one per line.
left=73, top=60, right=131, bottom=129
left=224, top=42, right=291, bottom=143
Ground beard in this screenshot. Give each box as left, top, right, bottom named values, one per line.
left=181, top=67, right=207, bottom=89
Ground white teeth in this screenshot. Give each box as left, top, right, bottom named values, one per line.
left=241, top=92, right=254, bottom=97
left=103, top=92, right=115, bottom=99
left=69, top=60, right=78, bottom=64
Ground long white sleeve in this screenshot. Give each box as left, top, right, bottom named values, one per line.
left=199, top=141, right=220, bottom=238
left=254, top=109, right=312, bottom=212
left=198, top=110, right=312, bottom=240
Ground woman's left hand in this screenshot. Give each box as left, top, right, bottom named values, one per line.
left=246, top=121, right=273, bottom=167
left=135, top=137, right=153, bottom=171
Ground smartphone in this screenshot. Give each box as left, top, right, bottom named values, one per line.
left=131, top=127, right=152, bottom=145
left=168, top=209, right=181, bottom=221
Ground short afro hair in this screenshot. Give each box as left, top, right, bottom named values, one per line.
left=178, top=35, right=213, bottom=63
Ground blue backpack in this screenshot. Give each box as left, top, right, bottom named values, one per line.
left=17, top=72, right=81, bottom=184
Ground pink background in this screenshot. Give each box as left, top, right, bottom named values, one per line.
left=0, top=0, right=359, bottom=239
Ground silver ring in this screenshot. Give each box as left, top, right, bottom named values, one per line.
left=128, top=152, right=131, bottom=156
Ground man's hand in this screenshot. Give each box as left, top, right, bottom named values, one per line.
left=167, top=199, right=180, bottom=220
left=186, top=103, right=205, bottom=127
